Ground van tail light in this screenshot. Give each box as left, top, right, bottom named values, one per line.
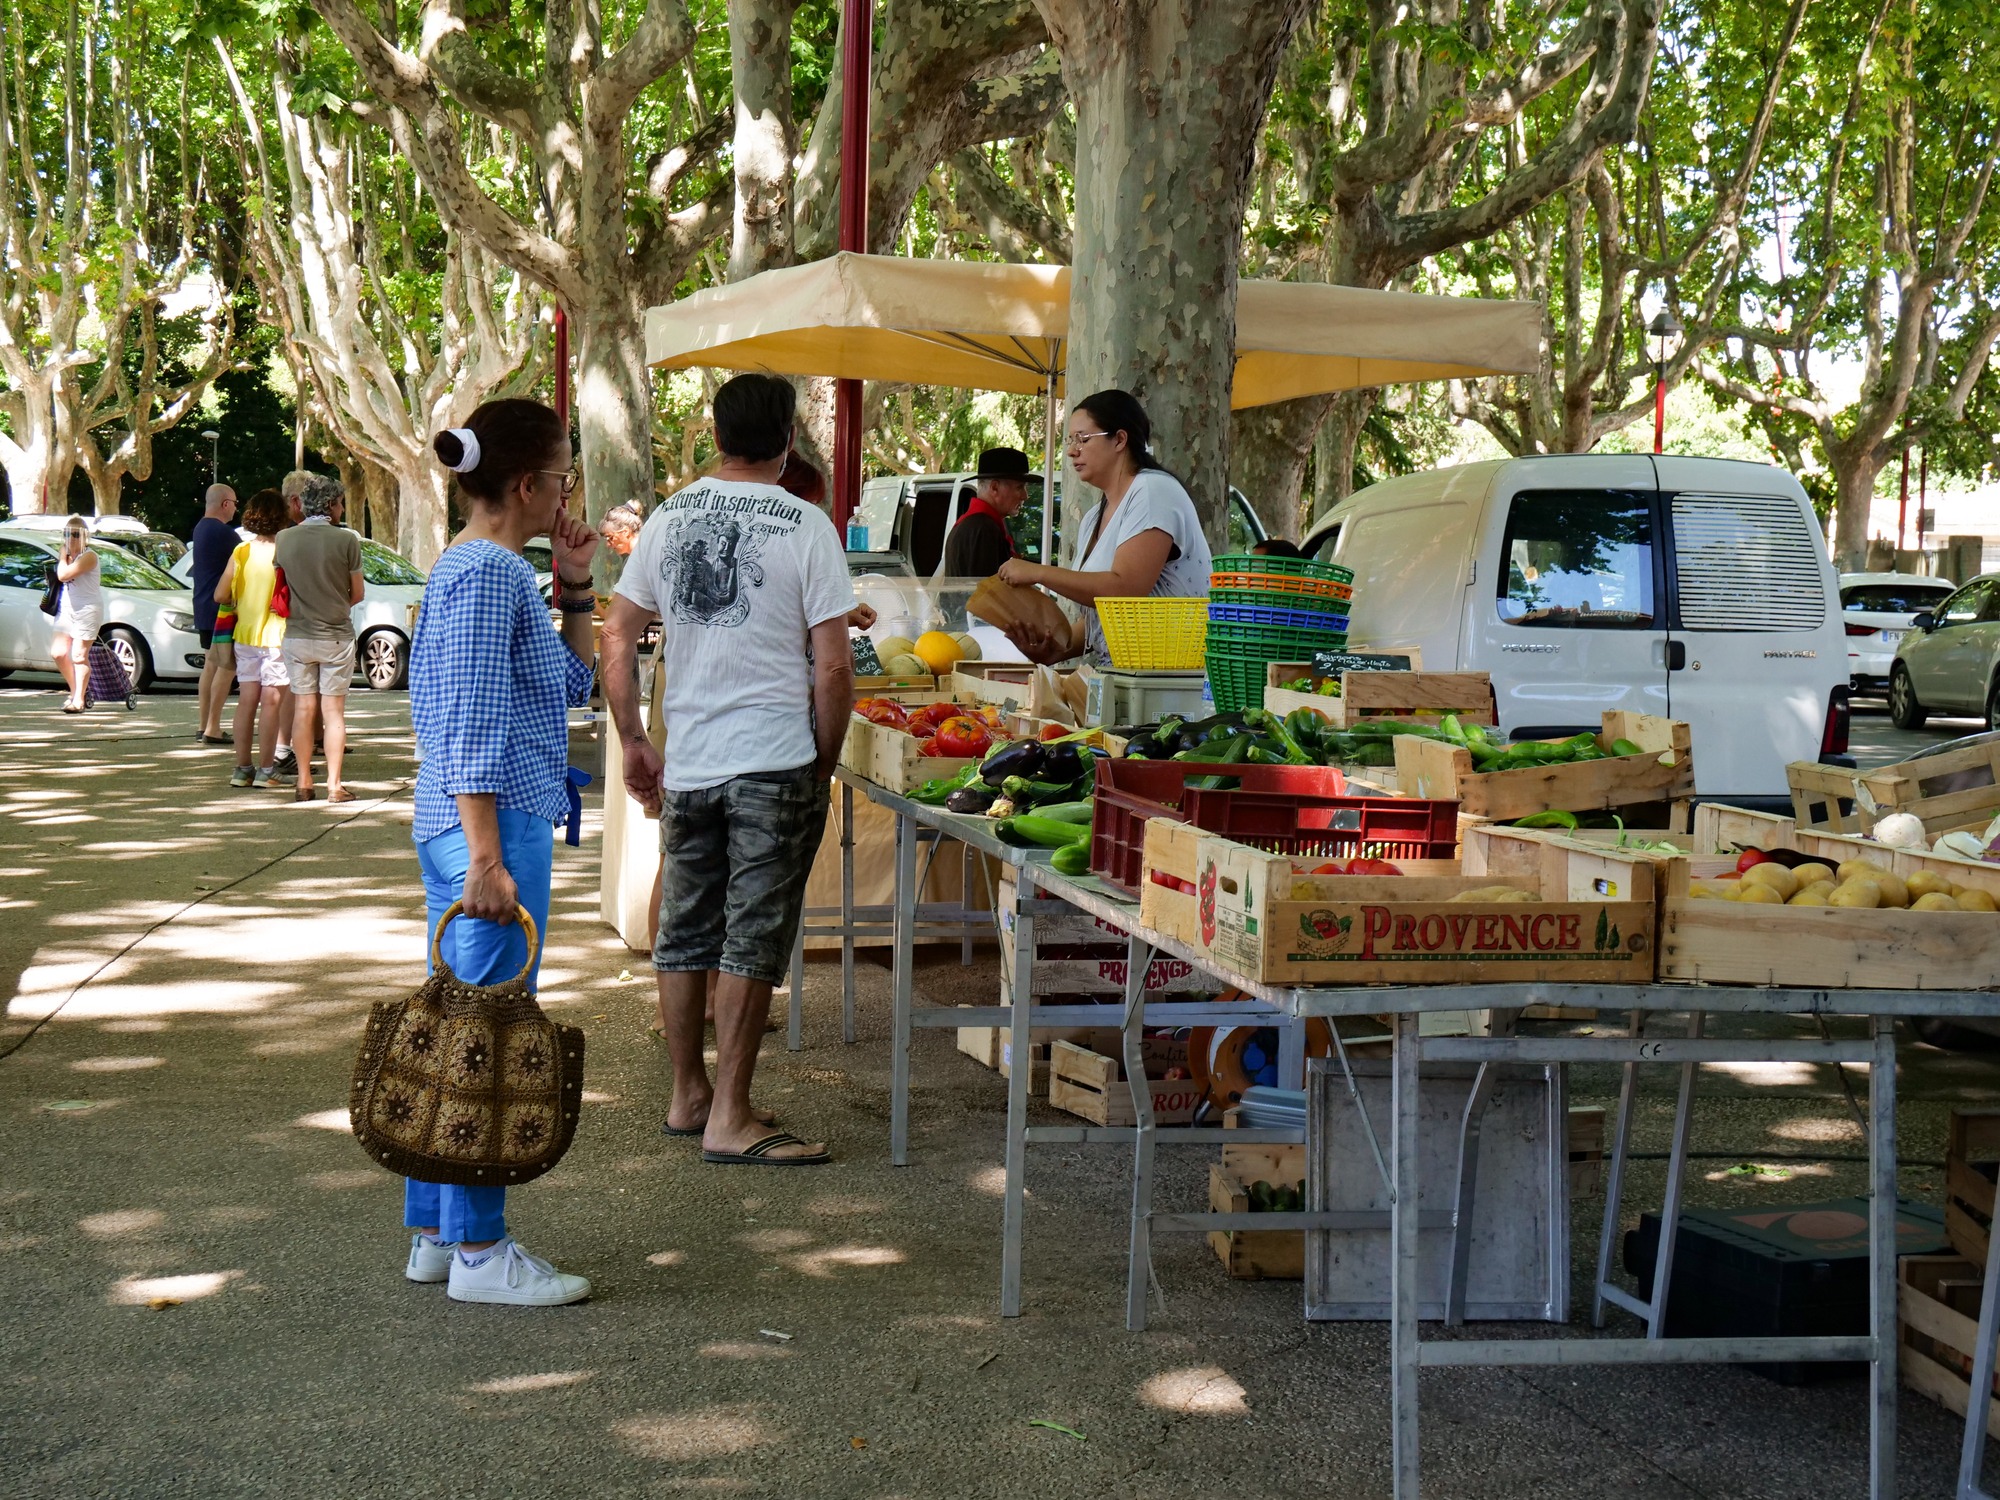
left=1844, top=623, right=1874, bottom=637
left=1821, top=685, right=1852, bottom=758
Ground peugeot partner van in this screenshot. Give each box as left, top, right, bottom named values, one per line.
left=1298, top=455, right=1849, bottom=805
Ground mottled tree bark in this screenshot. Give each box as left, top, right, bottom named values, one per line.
left=1036, top=0, right=1310, bottom=548
left=727, top=0, right=798, bottom=281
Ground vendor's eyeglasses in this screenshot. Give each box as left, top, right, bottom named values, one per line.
left=1066, top=430, right=1111, bottom=453
left=537, top=469, right=580, bottom=496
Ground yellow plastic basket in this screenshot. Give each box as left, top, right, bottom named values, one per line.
left=1096, top=596, right=1209, bottom=670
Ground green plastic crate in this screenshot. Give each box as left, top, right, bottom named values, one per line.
left=1210, top=553, right=1353, bottom=587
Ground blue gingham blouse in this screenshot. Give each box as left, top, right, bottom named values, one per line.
left=410, top=541, right=594, bottom=844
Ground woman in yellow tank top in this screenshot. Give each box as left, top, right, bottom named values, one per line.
left=214, top=491, right=291, bottom=787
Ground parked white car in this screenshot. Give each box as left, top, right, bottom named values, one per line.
left=1298, top=454, right=1851, bottom=805
left=4, top=512, right=187, bottom=574
left=170, top=533, right=426, bottom=690
left=1838, top=572, right=1956, bottom=698
left=0, top=527, right=203, bottom=687
left=1887, top=573, right=2000, bottom=730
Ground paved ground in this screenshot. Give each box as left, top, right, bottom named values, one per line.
left=1, top=679, right=1994, bottom=1498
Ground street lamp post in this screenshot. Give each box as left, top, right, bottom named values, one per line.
left=201, top=429, right=221, bottom=486
left=1648, top=309, right=1682, bottom=455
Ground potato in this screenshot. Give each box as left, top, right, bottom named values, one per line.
left=1955, top=887, right=1998, bottom=912
left=1740, top=862, right=1799, bottom=899
left=1905, top=870, right=1953, bottom=899
left=1789, top=863, right=1836, bottom=889
left=1865, top=871, right=1910, bottom=909
left=1827, top=881, right=1882, bottom=909
left=1837, top=858, right=1888, bottom=883
left=1800, top=880, right=1837, bottom=900
left=1911, top=892, right=1962, bottom=912
left=1787, top=890, right=1829, bottom=906
left=1690, top=886, right=1722, bottom=900
left=1735, top=882, right=1785, bottom=904
left=1448, top=885, right=1537, bottom=903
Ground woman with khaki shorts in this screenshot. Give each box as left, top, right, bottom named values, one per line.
left=214, top=490, right=290, bottom=788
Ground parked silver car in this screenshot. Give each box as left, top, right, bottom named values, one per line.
left=1840, top=572, right=1955, bottom=697
left=1888, top=572, right=2000, bottom=729
left=170, top=534, right=426, bottom=690
left=0, top=528, right=202, bottom=687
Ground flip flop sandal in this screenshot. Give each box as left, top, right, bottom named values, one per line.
left=294, top=786, right=317, bottom=803
left=701, top=1131, right=831, bottom=1167
left=326, top=787, right=356, bottom=804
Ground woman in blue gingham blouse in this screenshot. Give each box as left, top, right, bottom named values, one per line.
left=397, top=399, right=603, bottom=1309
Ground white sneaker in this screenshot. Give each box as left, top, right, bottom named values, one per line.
left=405, top=1233, right=456, bottom=1284
left=446, top=1239, right=590, bottom=1306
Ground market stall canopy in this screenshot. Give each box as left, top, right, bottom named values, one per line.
left=645, top=252, right=1541, bottom=407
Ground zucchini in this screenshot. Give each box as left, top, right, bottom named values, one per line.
left=1002, top=814, right=1094, bottom=849
left=1034, top=800, right=1095, bottom=824
left=1050, top=841, right=1091, bottom=877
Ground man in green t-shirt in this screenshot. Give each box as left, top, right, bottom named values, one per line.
left=274, top=476, right=365, bottom=802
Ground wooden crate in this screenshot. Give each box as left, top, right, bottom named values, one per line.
left=1048, top=1038, right=1203, bottom=1126
left=1394, top=711, right=1693, bottom=822
left=1262, top=665, right=1497, bottom=731
left=1901, top=1254, right=2000, bottom=1439
left=999, top=872, right=1213, bottom=997
left=954, top=1026, right=1056, bottom=1092
left=1569, top=1105, right=1606, bottom=1197
left=1471, top=815, right=2000, bottom=989
left=1789, top=737, right=2000, bottom=837
left=1221, top=1105, right=1305, bottom=1181
left=1137, top=817, right=1204, bottom=947
left=1207, top=1162, right=1305, bottom=1280
left=1193, top=832, right=1656, bottom=986
left=1948, top=1109, right=2000, bottom=1267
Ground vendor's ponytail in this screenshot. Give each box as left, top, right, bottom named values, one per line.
left=1074, top=389, right=1166, bottom=473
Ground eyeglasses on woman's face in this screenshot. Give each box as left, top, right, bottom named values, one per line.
left=536, top=468, right=580, bottom=497
left=1065, top=429, right=1112, bottom=455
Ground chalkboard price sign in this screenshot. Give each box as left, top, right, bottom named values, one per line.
left=1311, top=650, right=1414, bottom=675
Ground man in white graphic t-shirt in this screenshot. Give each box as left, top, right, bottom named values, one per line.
left=601, top=374, right=856, bottom=1167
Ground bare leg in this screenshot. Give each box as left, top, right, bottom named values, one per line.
left=197, top=646, right=232, bottom=736
left=51, top=638, right=81, bottom=707
left=291, top=691, right=319, bottom=793
left=256, top=684, right=286, bottom=769
left=322, top=693, right=348, bottom=792
left=704, top=972, right=822, bottom=1158
left=272, top=687, right=292, bottom=759
left=231, top=679, right=262, bottom=767
left=658, top=970, right=713, bottom=1131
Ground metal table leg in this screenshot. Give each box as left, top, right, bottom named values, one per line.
left=1870, top=1014, right=1898, bottom=1500
left=786, top=924, right=805, bottom=1052
left=1391, top=1010, right=1421, bottom=1499
left=1592, top=1010, right=1644, bottom=1329
left=999, top=874, right=1036, bottom=1317
left=1122, top=933, right=1158, bottom=1332
left=1647, top=1010, right=1704, bottom=1337
left=841, top=780, right=856, bottom=1045
left=1443, top=1063, right=1495, bottom=1327
left=1959, top=1044, right=2000, bottom=1496
left=889, top=812, right=916, bottom=1166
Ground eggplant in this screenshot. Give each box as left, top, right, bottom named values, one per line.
left=980, top=741, right=1048, bottom=786
left=1040, top=743, right=1086, bottom=785
left=1124, top=733, right=1166, bottom=759
left=945, top=785, right=997, bottom=815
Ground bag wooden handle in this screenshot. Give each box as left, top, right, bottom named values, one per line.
left=431, top=899, right=541, bottom=984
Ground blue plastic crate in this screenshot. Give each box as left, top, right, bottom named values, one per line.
left=1207, top=602, right=1350, bottom=634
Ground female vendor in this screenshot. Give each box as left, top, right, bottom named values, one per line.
left=996, top=389, right=1211, bottom=664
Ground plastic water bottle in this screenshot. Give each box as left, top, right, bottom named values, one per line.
left=846, top=521, right=867, bottom=550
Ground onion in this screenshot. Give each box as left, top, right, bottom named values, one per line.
left=1873, top=812, right=1926, bottom=848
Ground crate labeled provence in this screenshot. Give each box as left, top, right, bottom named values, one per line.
left=1190, top=831, right=1655, bottom=985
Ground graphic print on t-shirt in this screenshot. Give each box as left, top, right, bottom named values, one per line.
left=655, top=485, right=815, bottom=628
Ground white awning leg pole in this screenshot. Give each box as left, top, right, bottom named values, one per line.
left=1040, top=342, right=1059, bottom=565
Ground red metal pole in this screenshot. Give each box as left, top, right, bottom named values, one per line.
left=832, top=0, right=872, bottom=538
left=554, top=307, right=570, bottom=425
left=1653, top=368, right=1666, bottom=454
left=1897, top=445, right=1909, bottom=553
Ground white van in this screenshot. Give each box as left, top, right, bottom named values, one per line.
left=1299, top=455, right=1850, bottom=804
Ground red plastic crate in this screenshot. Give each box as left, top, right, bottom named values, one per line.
left=1088, top=759, right=1460, bottom=897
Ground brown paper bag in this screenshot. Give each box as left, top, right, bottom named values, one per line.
left=967, top=575, right=1070, bottom=640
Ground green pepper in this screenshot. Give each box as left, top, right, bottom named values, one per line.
left=1437, top=714, right=1469, bottom=746
left=1512, top=809, right=1581, bottom=830
left=1244, top=708, right=1314, bottom=765
left=1609, top=737, right=1644, bottom=757
left=1173, top=733, right=1251, bottom=763
left=910, top=766, right=983, bottom=805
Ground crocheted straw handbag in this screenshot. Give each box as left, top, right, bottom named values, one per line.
left=349, top=901, right=585, bottom=1187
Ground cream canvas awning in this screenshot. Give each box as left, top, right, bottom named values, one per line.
left=645, top=252, right=1541, bottom=407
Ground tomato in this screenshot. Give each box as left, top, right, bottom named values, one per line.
left=915, top=736, right=943, bottom=756
left=908, top=702, right=958, bottom=734
left=1735, top=849, right=1769, bottom=873
left=862, top=703, right=909, bottom=728
left=1346, top=857, right=1404, bottom=877
left=933, top=716, right=993, bottom=758
left=1040, top=723, right=1070, bottom=741
left=1311, top=860, right=1352, bottom=875
left=976, top=706, right=1006, bottom=729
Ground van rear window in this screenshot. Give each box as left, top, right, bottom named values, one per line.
left=1497, top=490, right=1655, bottom=629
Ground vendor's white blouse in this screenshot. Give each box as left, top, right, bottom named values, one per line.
left=1073, top=468, right=1213, bottom=663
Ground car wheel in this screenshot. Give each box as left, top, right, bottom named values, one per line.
left=0, top=668, right=12, bottom=681
left=361, top=630, right=408, bottom=691
left=1986, top=677, right=2000, bottom=734
left=104, top=626, right=152, bottom=691
left=1888, top=665, right=1927, bottom=730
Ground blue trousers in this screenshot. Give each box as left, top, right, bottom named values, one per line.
left=402, top=810, right=555, bottom=1244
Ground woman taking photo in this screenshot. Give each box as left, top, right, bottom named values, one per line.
left=48, top=517, right=102, bottom=713
left=996, top=389, right=1211, bottom=664
left=214, top=491, right=290, bottom=786
left=403, top=397, right=598, bottom=1308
